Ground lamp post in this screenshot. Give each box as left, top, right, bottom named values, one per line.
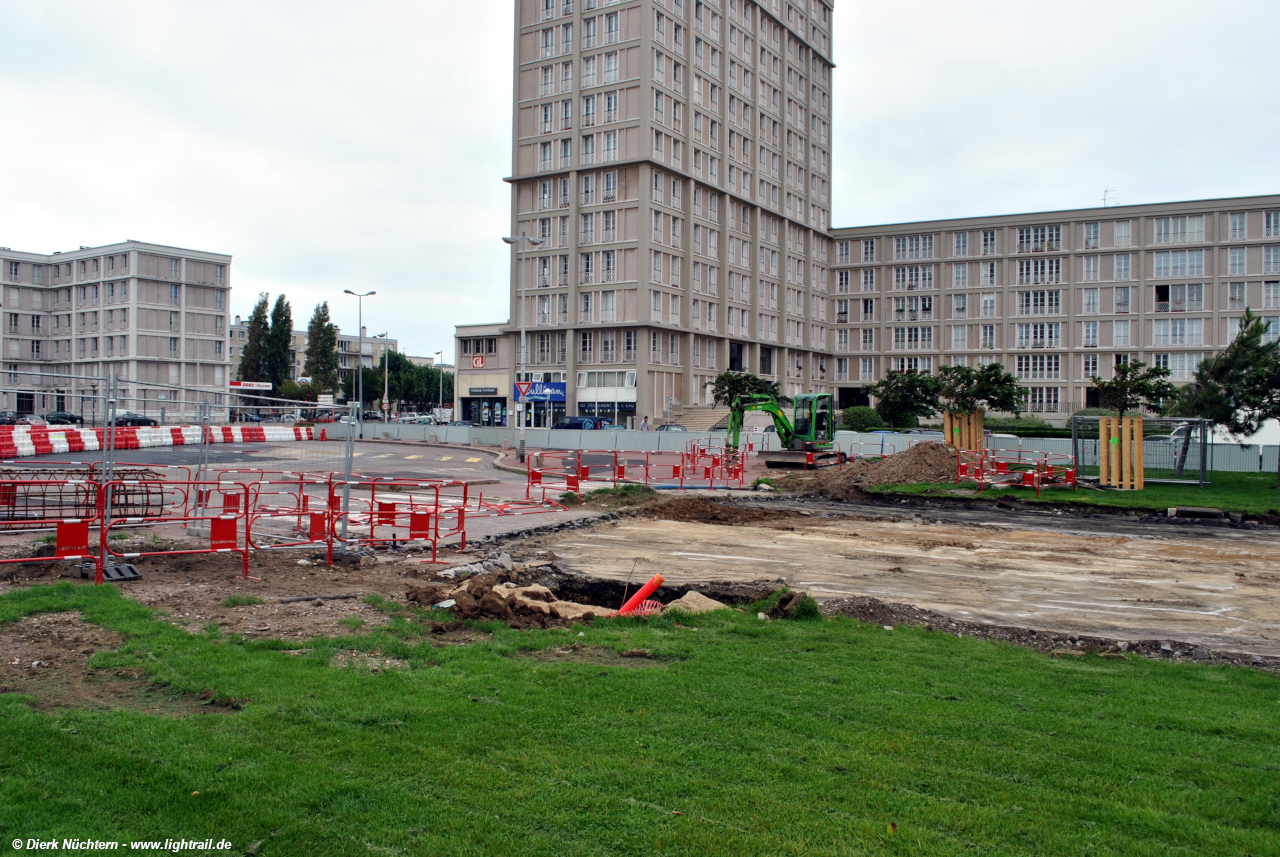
left=343, top=289, right=375, bottom=439
left=434, top=350, right=444, bottom=420
left=502, top=232, right=545, bottom=463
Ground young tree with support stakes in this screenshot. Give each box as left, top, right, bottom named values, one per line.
left=1088, top=360, right=1174, bottom=421
left=865, top=369, right=941, bottom=429
left=710, top=371, right=786, bottom=407
left=1172, top=309, right=1280, bottom=485
left=302, top=302, right=340, bottom=394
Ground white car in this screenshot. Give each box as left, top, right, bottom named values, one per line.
left=397, top=413, right=419, bottom=423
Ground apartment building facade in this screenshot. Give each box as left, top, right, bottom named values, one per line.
left=828, top=195, right=1280, bottom=415
left=227, top=320, right=397, bottom=387
left=0, top=241, right=231, bottom=421
left=492, top=0, right=837, bottom=427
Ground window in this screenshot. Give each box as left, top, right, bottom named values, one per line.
left=953, top=232, right=968, bottom=257
left=1082, top=321, right=1098, bottom=348
left=1152, top=352, right=1205, bottom=381
left=1083, top=288, right=1098, bottom=314
left=836, top=270, right=850, bottom=293
left=1228, top=282, right=1247, bottom=310
left=891, top=265, right=933, bottom=291
left=1016, top=225, right=1061, bottom=253
left=981, top=230, right=996, bottom=255
left=1154, top=283, right=1204, bottom=312
left=1230, top=212, right=1247, bottom=240
left=952, top=263, right=967, bottom=288
left=1154, top=250, right=1204, bottom=279
left=1113, top=220, right=1131, bottom=247
left=1020, top=387, right=1060, bottom=413
left=862, top=239, right=875, bottom=262
left=1229, top=247, right=1246, bottom=275
left=1015, top=289, right=1061, bottom=316
left=1266, top=246, right=1280, bottom=275
left=951, top=325, right=967, bottom=349
left=1114, top=253, right=1131, bottom=281
left=1113, top=320, right=1131, bottom=347
left=892, top=234, right=934, bottom=261
left=1265, top=282, right=1279, bottom=309
left=169, top=337, right=180, bottom=358
left=861, top=269, right=875, bottom=292
left=1082, top=255, right=1099, bottom=282
left=1267, top=211, right=1280, bottom=238
left=836, top=241, right=849, bottom=264
left=980, top=324, right=995, bottom=349
left=1083, top=353, right=1099, bottom=380
left=953, top=293, right=967, bottom=318
left=980, top=293, right=996, bottom=318
left=1084, top=222, right=1099, bottom=250
left=1153, top=318, right=1203, bottom=346
left=1015, top=322, right=1061, bottom=349
left=1016, top=354, right=1061, bottom=380
left=1154, top=215, right=1204, bottom=245
left=890, top=326, right=933, bottom=351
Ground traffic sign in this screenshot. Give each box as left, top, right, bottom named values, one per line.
left=381, top=403, right=390, bottom=410
left=515, top=381, right=532, bottom=397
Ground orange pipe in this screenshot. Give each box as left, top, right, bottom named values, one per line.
left=618, top=573, right=665, bottom=615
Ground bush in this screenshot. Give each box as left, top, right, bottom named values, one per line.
left=892, top=413, right=919, bottom=430
left=983, top=416, right=1052, bottom=432
left=841, top=406, right=884, bottom=432
left=1073, top=407, right=1119, bottom=417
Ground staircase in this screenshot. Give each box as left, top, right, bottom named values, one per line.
left=673, top=406, right=731, bottom=432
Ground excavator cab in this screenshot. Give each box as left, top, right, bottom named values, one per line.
left=790, top=394, right=835, bottom=450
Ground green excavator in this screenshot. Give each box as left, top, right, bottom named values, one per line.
left=725, top=392, right=844, bottom=469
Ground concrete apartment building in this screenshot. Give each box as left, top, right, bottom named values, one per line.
left=458, top=0, right=837, bottom=427
left=0, top=240, right=231, bottom=422
left=458, top=0, right=1279, bottom=427
left=227, top=319, right=398, bottom=387
left=829, top=197, right=1280, bottom=415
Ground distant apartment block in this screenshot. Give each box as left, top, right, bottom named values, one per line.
left=0, top=241, right=231, bottom=420
left=828, top=196, right=1280, bottom=414
left=227, top=320, right=397, bottom=385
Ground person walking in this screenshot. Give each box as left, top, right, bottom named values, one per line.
left=640, top=415, right=650, bottom=431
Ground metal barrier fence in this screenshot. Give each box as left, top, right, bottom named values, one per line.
left=957, top=449, right=1078, bottom=497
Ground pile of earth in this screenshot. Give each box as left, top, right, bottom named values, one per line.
left=778, top=442, right=956, bottom=501
left=405, top=567, right=740, bottom=630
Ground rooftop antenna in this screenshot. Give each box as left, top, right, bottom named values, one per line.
left=1102, top=189, right=1117, bottom=207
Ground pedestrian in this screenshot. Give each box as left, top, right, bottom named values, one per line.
left=640, top=415, right=650, bottom=431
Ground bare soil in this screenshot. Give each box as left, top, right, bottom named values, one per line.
left=518, top=644, right=665, bottom=668
left=0, top=611, right=234, bottom=715
left=779, top=442, right=957, bottom=500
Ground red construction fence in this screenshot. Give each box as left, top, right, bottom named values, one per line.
left=957, top=448, right=1077, bottom=497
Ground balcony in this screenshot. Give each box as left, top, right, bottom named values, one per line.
left=541, top=5, right=555, bottom=21
left=1229, top=297, right=1246, bottom=310
left=540, top=83, right=553, bottom=97
left=893, top=310, right=933, bottom=322
left=558, top=312, right=569, bottom=325
left=600, top=348, right=616, bottom=363
left=602, top=228, right=616, bottom=242
left=560, top=155, right=573, bottom=169
left=605, top=108, right=618, bottom=123
left=558, top=271, right=569, bottom=286
left=583, top=113, right=595, bottom=127
left=835, top=312, right=848, bottom=324
left=604, top=69, right=618, bottom=84
left=581, top=270, right=595, bottom=285
left=603, top=188, right=616, bottom=202
left=579, top=310, right=593, bottom=324
left=1154, top=300, right=1203, bottom=313
left=559, top=194, right=570, bottom=208
left=861, top=311, right=875, bottom=323
left=561, top=39, right=573, bottom=55
left=583, top=34, right=595, bottom=49
left=539, top=158, right=552, bottom=172
left=561, top=116, right=573, bottom=131
left=653, top=227, right=663, bottom=243
left=539, top=196, right=552, bottom=211
left=579, top=350, right=594, bottom=363
left=1016, top=241, right=1061, bottom=253
left=602, top=268, right=617, bottom=282
left=537, top=274, right=551, bottom=287
left=623, top=348, right=637, bottom=362
left=581, top=230, right=595, bottom=245
left=1084, top=238, right=1099, bottom=250
left=542, top=45, right=555, bottom=59
left=535, top=351, right=551, bottom=365
left=1115, top=300, right=1130, bottom=314
left=601, top=308, right=616, bottom=322
left=605, top=30, right=618, bottom=45
left=581, top=190, right=595, bottom=205
left=537, top=313, right=551, bottom=326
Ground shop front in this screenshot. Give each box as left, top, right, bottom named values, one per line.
left=461, top=387, right=508, bottom=426
left=512, top=381, right=567, bottom=428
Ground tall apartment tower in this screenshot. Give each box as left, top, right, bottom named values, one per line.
left=0, top=241, right=231, bottom=422
left=501, top=0, right=836, bottom=427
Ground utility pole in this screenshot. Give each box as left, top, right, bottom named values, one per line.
left=343, top=289, right=375, bottom=439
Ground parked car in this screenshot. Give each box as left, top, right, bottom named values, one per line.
left=17, top=416, right=48, bottom=426
left=448, top=420, right=474, bottom=427
left=551, top=416, right=610, bottom=430
left=239, top=412, right=263, bottom=423
left=415, top=415, right=439, bottom=425
left=898, top=429, right=944, bottom=437
left=43, top=411, right=84, bottom=426
left=656, top=423, right=687, bottom=432
left=113, top=413, right=158, bottom=427
left=0, top=411, right=18, bottom=426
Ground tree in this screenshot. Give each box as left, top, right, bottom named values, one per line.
left=1173, top=310, right=1280, bottom=483
left=710, top=370, right=785, bottom=407
left=938, top=362, right=1022, bottom=415
left=865, top=369, right=941, bottom=429
left=1089, top=360, right=1174, bottom=420
left=302, top=302, right=340, bottom=393
left=265, top=294, right=293, bottom=388
left=841, top=405, right=884, bottom=432
left=237, top=293, right=270, bottom=383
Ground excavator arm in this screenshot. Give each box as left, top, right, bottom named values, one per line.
left=727, top=394, right=794, bottom=450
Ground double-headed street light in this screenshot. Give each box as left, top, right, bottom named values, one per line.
left=502, top=233, right=545, bottom=463
left=343, top=289, right=376, bottom=439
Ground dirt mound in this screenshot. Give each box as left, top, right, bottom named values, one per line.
left=649, top=496, right=791, bottom=525
left=662, top=591, right=728, bottom=614
left=406, top=573, right=613, bottom=630
left=780, top=442, right=956, bottom=500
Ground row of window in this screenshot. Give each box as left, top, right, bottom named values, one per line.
left=4, top=258, right=227, bottom=285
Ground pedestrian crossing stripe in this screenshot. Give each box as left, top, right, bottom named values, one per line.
left=439, top=456, right=452, bottom=461
left=405, top=455, right=422, bottom=460
left=375, top=454, right=394, bottom=458
left=466, top=457, right=482, bottom=463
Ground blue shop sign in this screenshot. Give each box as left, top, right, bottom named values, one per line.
left=513, top=381, right=567, bottom=402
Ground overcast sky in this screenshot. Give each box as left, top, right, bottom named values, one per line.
left=1, top=1, right=1277, bottom=361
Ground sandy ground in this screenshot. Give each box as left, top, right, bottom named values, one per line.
left=536, top=513, right=1280, bottom=656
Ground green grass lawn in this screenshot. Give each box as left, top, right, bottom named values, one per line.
left=2, top=583, right=1279, bottom=856
left=871, top=469, right=1280, bottom=516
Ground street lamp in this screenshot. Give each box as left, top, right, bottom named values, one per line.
left=434, top=350, right=443, bottom=420
left=343, top=289, right=376, bottom=439
left=502, top=232, right=545, bottom=463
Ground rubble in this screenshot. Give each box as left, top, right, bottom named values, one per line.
left=778, top=442, right=958, bottom=500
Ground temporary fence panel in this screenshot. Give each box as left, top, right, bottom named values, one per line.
left=1262, top=446, right=1279, bottom=475
left=0, top=479, right=102, bottom=577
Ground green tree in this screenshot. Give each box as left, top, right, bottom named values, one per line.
left=237, top=293, right=270, bottom=383
left=265, top=294, right=293, bottom=387
left=841, top=405, right=884, bottom=432
left=710, top=370, right=785, bottom=407
left=302, top=302, right=340, bottom=393
left=938, top=362, right=1022, bottom=415
left=866, top=369, right=942, bottom=429
left=1173, top=310, right=1280, bottom=483
left=1089, top=360, right=1175, bottom=420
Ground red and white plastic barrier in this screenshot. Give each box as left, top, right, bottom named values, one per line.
left=0, top=425, right=317, bottom=459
